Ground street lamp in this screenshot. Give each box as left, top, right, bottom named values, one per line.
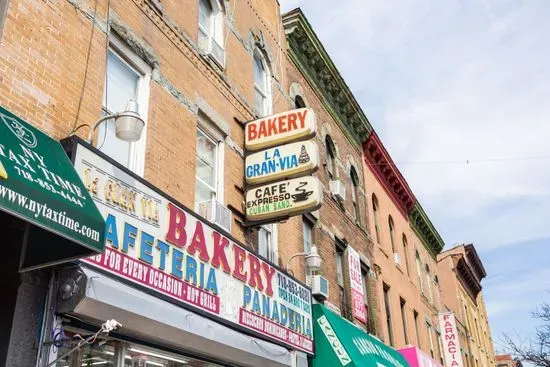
left=286, top=245, right=322, bottom=273
left=71, top=99, right=145, bottom=144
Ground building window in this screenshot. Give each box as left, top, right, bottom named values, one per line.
left=402, top=234, right=410, bottom=276
left=99, top=44, right=150, bottom=174
left=295, top=95, right=306, bottom=108
left=372, top=194, right=381, bottom=243
left=414, top=310, right=421, bottom=348
left=259, top=224, right=277, bottom=263
left=361, top=266, right=369, bottom=324
left=336, top=242, right=347, bottom=317
left=425, top=264, right=433, bottom=302
left=434, top=275, right=441, bottom=308
left=436, top=330, right=444, bottom=365
left=253, top=50, right=271, bottom=116
left=388, top=216, right=396, bottom=253
left=198, top=0, right=224, bottom=56
left=426, top=321, right=435, bottom=358
left=415, top=251, right=424, bottom=292
left=303, top=216, right=314, bottom=277
left=325, top=135, right=337, bottom=179
left=195, top=126, right=223, bottom=210
left=400, top=297, right=409, bottom=344
left=383, top=283, right=394, bottom=346
left=350, top=167, right=361, bottom=224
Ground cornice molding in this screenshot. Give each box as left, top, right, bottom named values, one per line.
left=363, top=132, right=416, bottom=218
left=455, top=255, right=482, bottom=302
left=465, top=243, right=487, bottom=280
left=282, top=9, right=373, bottom=146
left=409, top=202, right=445, bottom=257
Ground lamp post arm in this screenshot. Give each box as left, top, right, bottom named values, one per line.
left=286, top=252, right=308, bottom=272
left=68, top=113, right=119, bottom=143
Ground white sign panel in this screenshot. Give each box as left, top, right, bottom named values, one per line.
left=245, top=140, right=319, bottom=185
left=438, top=312, right=464, bottom=367
left=245, top=176, right=322, bottom=222
left=72, top=143, right=315, bottom=354
left=245, top=108, right=316, bottom=151
left=347, top=246, right=367, bottom=323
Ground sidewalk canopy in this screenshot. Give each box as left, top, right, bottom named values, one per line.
left=0, top=105, right=104, bottom=270
left=311, top=304, right=410, bottom=367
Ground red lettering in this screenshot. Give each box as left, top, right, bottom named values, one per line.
left=445, top=321, right=452, bottom=327
left=187, top=221, right=210, bottom=262
left=451, top=362, right=459, bottom=367
left=165, top=203, right=187, bottom=248
left=247, top=254, right=264, bottom=291
left=296, top=110, right=307, bottom=128
left=267, top=118, right=277, bottom=137
left=449, top=347, right=456, bottom=353
left=247, top=123, right=257, bottom=142
left=233, top=245, right=248, bottom=282
left=278, top=114, right=287, bottom=133
left=445, top=333, right=456, bottom=340
left=445, top=327, right=453, bottom=333
left=258, top=121, right=267, bottom=139
left=262, top=262, right=276, bottom=297
left=212, top=232, right=231, bottom=274
left=448, top=340, right=456, bottom=347
left=443, top=314, right=450, bottom=320
left=287, top=112, right=298, bottom=131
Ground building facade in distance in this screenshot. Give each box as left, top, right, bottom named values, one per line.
left=438, top=244, right=497, bottom=367
left=363, top=132, right=447, bottom=364
left=496, top=354, right=522, bottom=367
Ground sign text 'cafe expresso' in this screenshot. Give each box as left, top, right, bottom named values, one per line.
left=72, top=142, right=314, bottom=354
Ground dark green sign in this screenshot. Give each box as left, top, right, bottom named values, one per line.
left=311, top=304, right=410, bottom=367
left=0, top=105, right=105, bottom=270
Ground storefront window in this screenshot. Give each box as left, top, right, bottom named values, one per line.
left=49, top=329, right=229, bottom=367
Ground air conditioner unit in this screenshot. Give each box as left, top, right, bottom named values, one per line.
left=199, top=35, right=226, bottom=69
left=393, top=252, right=401, bottom=266
left=311, top=275, right=329, bottom=300
left=198, top=200, right=231, bottom=233
left=329, top=180, right=346, bottom=202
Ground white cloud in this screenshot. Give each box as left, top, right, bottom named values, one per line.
left=281, top=0, right=550, bottom=251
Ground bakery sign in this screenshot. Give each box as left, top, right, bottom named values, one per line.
left=69, top=140, right=315, bottom=354
left=246, top=176, right=322, bottom=222
left=244, top=108, right=321, bottom=223
left=245, top=141, right=319, bottom=185
left=245, top=108, right=316, bottom=151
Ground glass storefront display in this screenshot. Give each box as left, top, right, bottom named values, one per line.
left=51, top=327, right=228, bottom=367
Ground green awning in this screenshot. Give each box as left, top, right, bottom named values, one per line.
left=0, top=105, right=105, bottom=270
left=311, top=304, right=410, bottom=367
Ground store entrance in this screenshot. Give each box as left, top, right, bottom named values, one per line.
left=0, top=211, right=25, bottom=366
left=48, top=324, right=233, bottom=367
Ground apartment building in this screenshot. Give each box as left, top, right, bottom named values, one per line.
left=438, top=244, right=497, bottom=367
left=363, top=132, right=447, bottom=366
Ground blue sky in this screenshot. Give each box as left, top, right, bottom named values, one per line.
left=281, top=0, right=550, bottom=358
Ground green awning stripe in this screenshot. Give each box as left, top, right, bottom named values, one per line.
left=311, top=304, right=410, bottom=367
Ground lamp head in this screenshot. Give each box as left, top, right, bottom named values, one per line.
left=115, top=99, right=145, bottom=142
left=305, top=245, right=322, bottom=272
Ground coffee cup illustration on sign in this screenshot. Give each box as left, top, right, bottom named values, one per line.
left=291, top=181, right=313, bottom=202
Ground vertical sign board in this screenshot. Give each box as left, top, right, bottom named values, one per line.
left=71, top=141, right=314, bottom=354
left=347, top=246, right=367, bottom=324
left=438, top=312, right=464, bottom=367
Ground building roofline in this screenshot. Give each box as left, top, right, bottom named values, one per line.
left=282, top=8, right=373, bottom=146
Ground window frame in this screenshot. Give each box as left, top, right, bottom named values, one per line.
left=426, top=320, right=435, bottom=358
left=372, top=194, right=381, bottom=243
left=194, top=116, right=225, bottom=212
left=402, top=234, right=411, bottom=276
left=99, top=36, right=151, bottom=176
left=350, top=166, right=361, bottom=224
left=325, top=135, right=336, bottom=179
left=198, top=0, right=224, bottom=53
left=253, top=49, right=271, bottom=116
left=383, top=283, right=394, bottom=346
left=335, top=240, right=347, bottom=317
left=415, top=250, right=424, bottom=292
left=258, top=223, right=278, bottom=264
left=400, top=297, right=409, bottom=345
left=388, top=215, right=396, bottom=253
